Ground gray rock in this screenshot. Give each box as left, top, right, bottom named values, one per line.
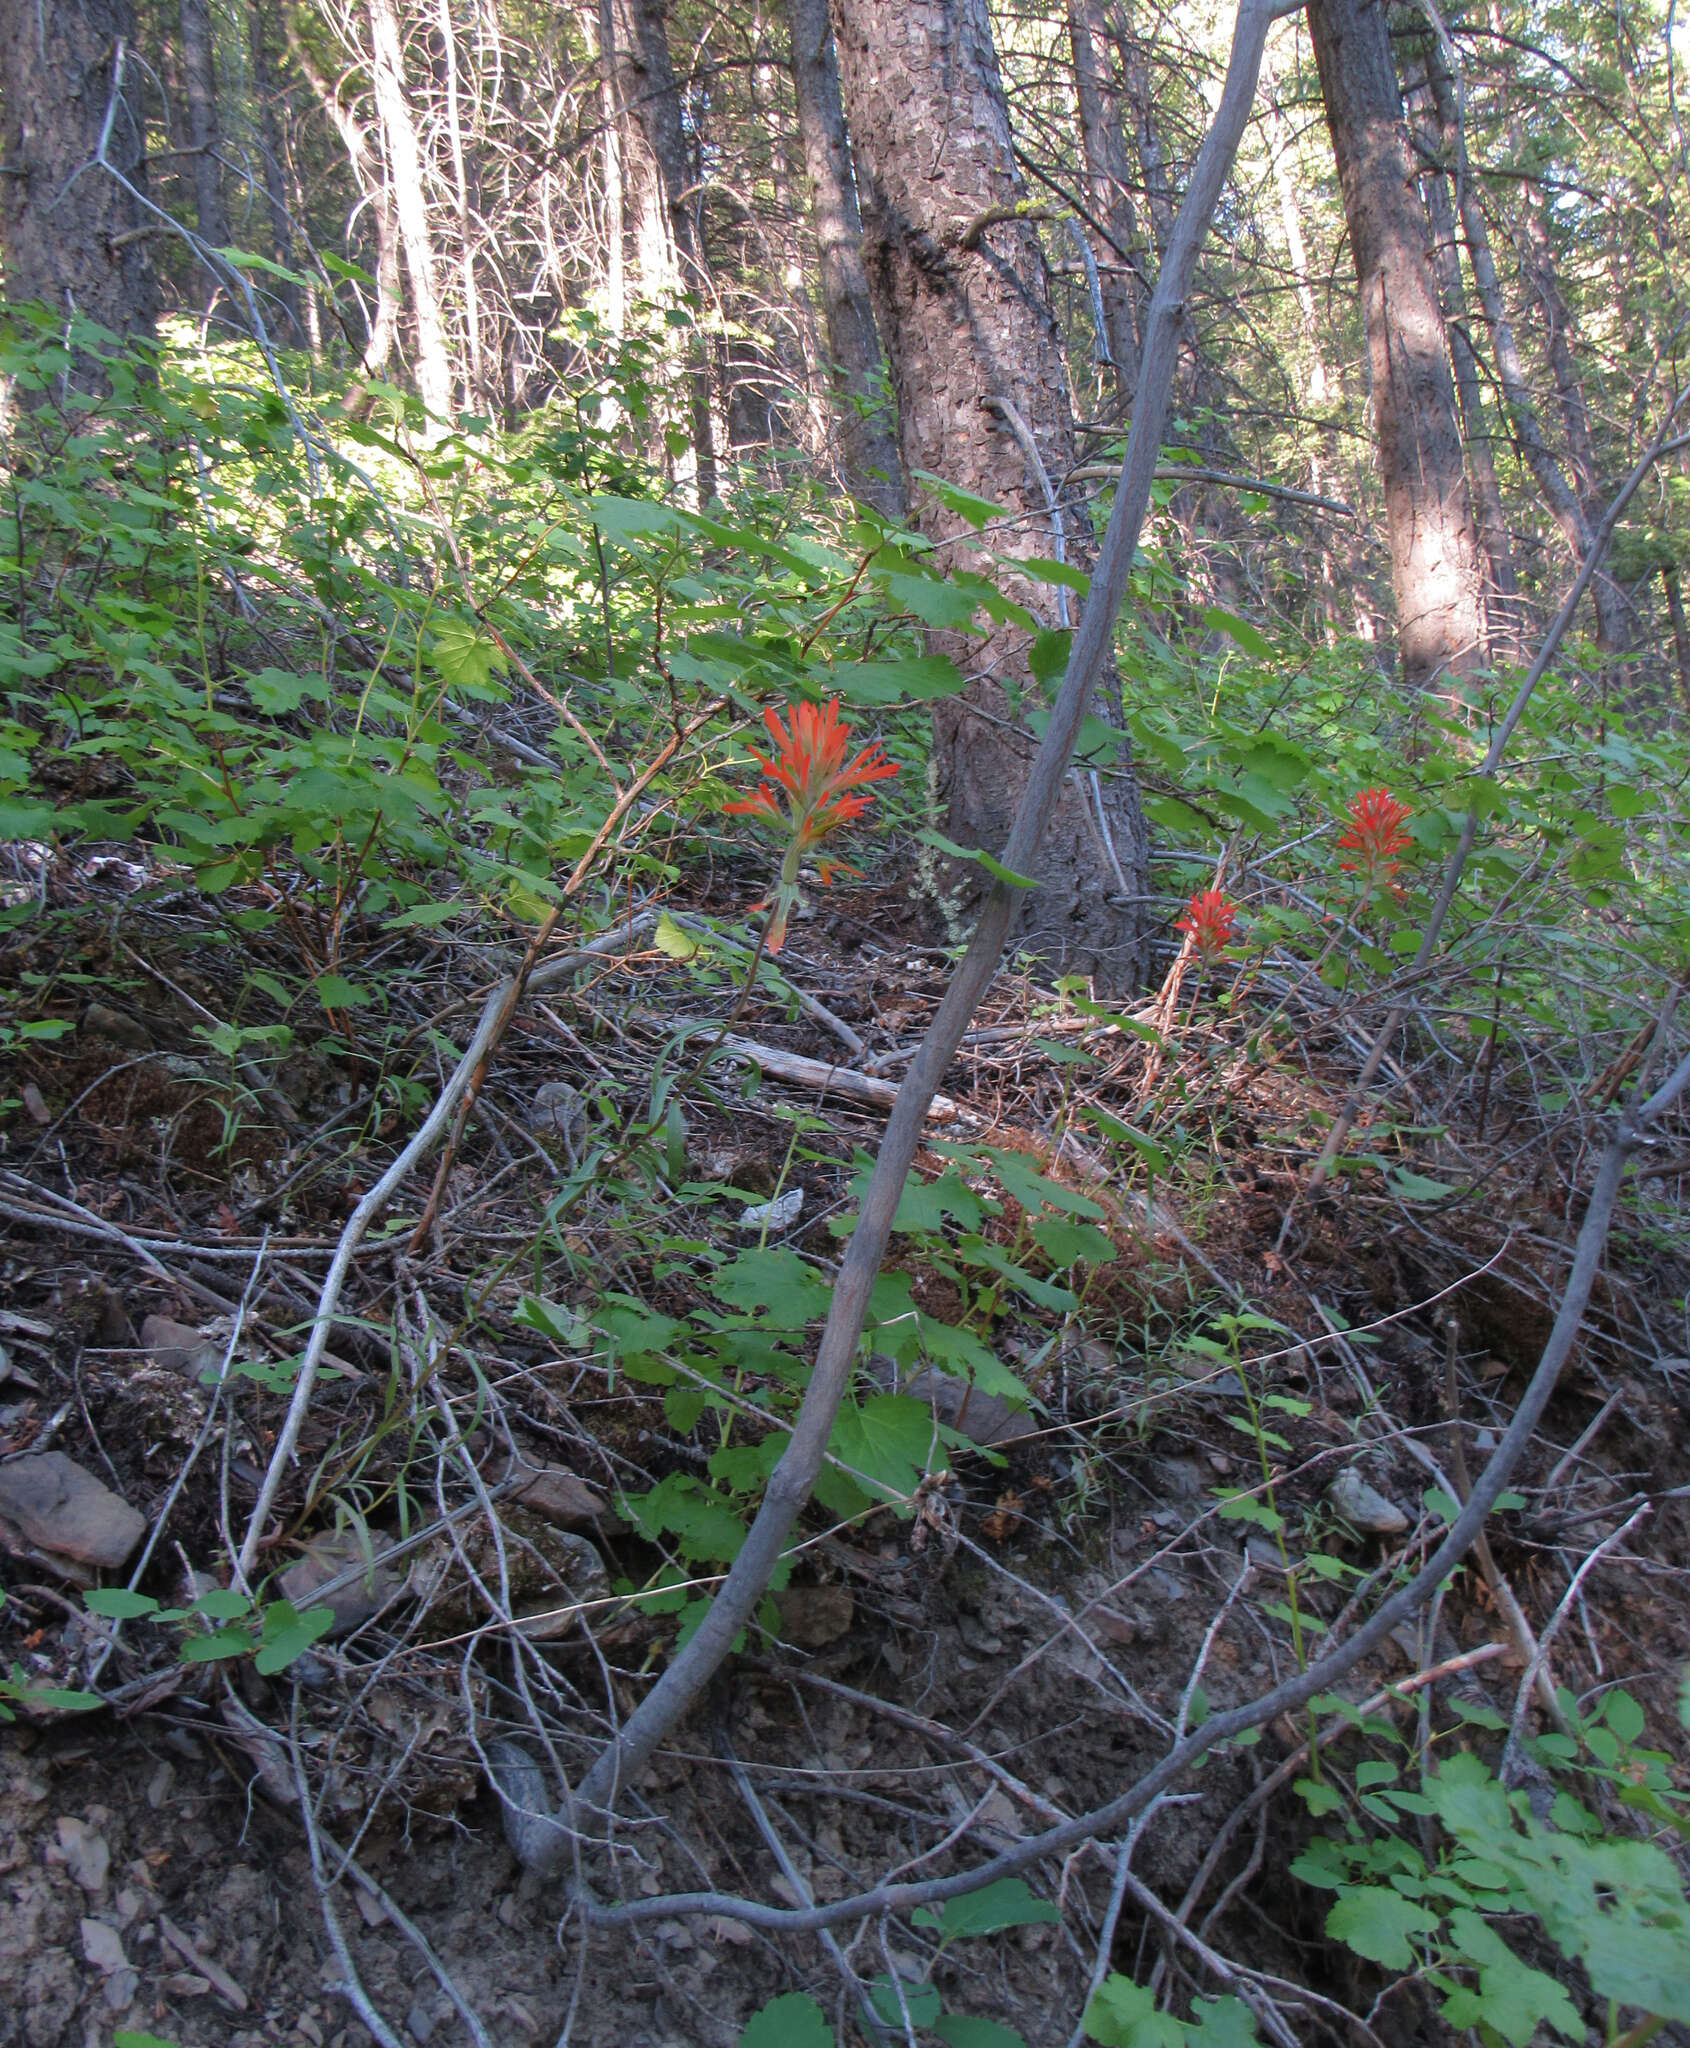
left=1327, top=1466, right=1410, bottom=1535
left=0, top=1453, right=146, bottom=1576
left=280, top=1529, right=404, bottom=1635
left=870, top=1356, right=1035, bottom=1447
left=141, top=1315, right=226, bottom=1380
left=530, top=1081, right=586, bottom=1159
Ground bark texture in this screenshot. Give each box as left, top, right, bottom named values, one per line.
left=367, top=0, right=453, bottom=416
left=1066, top=0, right=1140, bottom=390
left=787, top=0, right=903, bottom=516
left=1306, top=0, right=1486, bottom=694
left=607, top=0, right=717, bottom=502
left=178, top=0, right=231, bottom=266
left=830, top=0, right=1149, bottom=988
left=0, top=0, right=158, bottom=359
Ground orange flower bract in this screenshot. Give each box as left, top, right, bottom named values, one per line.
left=1336, top=787, right=1412, bottom=902
left=724, top=698, right=897, bottom=851
left=1174, top=889, right=1239, bottom=961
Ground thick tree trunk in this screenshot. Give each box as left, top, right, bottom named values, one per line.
left=366, top=0, right=453, bottom=418
left=435, top=0, right=484, bottom=395
left=178, top=0, right=232, bottom=276
left=1066, top=0, right=1141, bottom=392
left=608, top=0, right=717, bottom=503
left=1664, top=564, right=1690, bottom=713
left=830, top=0, right=1149, bottom=989
left=786, top=0, right=902, bottom=516
left=1306, top=0, right=1486, bottom=695
left=0, top=0, right=158, bottom=367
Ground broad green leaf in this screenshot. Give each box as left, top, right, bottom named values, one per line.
left=1201, top=607, right=1274, bottom=659
left=655, top=911, right=702, bottom=960
left=868, top=1978, right=943, bottom=2028
left=707, top=1249, right=833, bottom=1326
left=738, top=1992, right=830, bottom=2048
left=82, top=1589, right=160, bottom=1620
left=431, top=620, right=505, bottom=692
left=1325, top=1888, right=1439, bottom=1968
left=830, top=655, right=966, bottom=704
left=254, top=1600, right=335, bottom=1675
left=913, top=1877, right=1061, bottom=1937
left=917, top=829, right=1038, bottom=888
left=935, top=2017, right=1028, bottom=2048
left=827, top=1393, right=939, bottom=1501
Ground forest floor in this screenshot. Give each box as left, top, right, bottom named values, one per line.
left=2, top=846, right=1689, bottom=2048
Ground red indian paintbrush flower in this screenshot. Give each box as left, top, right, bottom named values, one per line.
left=725, top=698, right=897, bottom=950
left=1336, top=787, right=1412, bottom=904
left=1174, top=889, right=1239, bottom=961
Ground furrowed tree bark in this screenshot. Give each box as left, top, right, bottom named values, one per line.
left=607, top=0, right=717, bottom=503
left=786, top=0, right=903, bottom=517
left=490, top=0, right=1297, bottom=1869
left=366, top=0, right=453, bottom=417
left=1066, top=0, right=1141, bottom=391
left=829, top=0, right=1149, bottom=989
left=179, top=0, right=232, bottom=284
left=0, top=0, right=158, bottom=372
left=1306, top=0, right=1486, bottom=695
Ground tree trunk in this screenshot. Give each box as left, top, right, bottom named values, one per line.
left=1306, top=0, right=1486, bottom=695
left=1401, top=57, right=1516, bottom=644
left=1414, top=53, right=1623, bottom=651
left=1664, top=563, right=1690, bottom=713
left=1065, top=0, right=1140, bottom=392
left=366, top=0, right=453, bottom=418
left=178, top=0, right=231, bottom=277
left=435, top=0, right=484, bottom=396
left=592, top=0, right=626, bottom=330
left=247, top=0, right=302, bottom=343
left=284, top=14, right=400, bottom=375
left=830, top=0, right=1149, bottom=989
left=0, top=0, right=158, bottom=369
left=786, top=0, right=902, bottom=516
left=608, top=0, right=717, bottom=503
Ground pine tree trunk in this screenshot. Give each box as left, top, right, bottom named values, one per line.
left=786, top=0, right=902, bottom=516
left=1401, top=58, right=1516, bottom=645
left=830, top=0, right=1149, bottom=989
left=1065, top=0, right=1141, bottom=393
left=0, top=0, right=158, bottom=373
left=366, top=0, right=453, bottom=418
left=178, top=0, right=232, bottom=280
left=1306, top=0, right=1486, bottom=695
left=608, top=0, right=717, bottom=503
left=247, top=0, right=302, bottom=343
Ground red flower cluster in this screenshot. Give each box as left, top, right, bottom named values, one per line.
left=725, top=698, right=896, bottom=950
left=725, top=698, right=897, bottom=855
left=1336, top=787, right=1412, bottom=903
left=1174, top=889, right=1239, bottom=961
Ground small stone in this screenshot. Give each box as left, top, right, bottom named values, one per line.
left=82, top=1003, right=153, bottom=1050
left=773, top=1585, right=854, bottom=1648
left=0, top=1453, right=147, bottom=1575
left=80, top=1918, right=127, bottom=1972
left=354, top=1888, right=388, bottom=1929
left=406, top=2001, right=435, bottom=2044
left=280, top=1529, right=403, bottom=1635
left=56, top=1817, right=112, bottom=1892
left=103, top=1966, right=139, bottom=2012
left=1327, top=1466, right=1410, bottom=1535
left=737, top=1188, right=803, bottom=1234
left=501, top=1458, right=608, bottom=1530
left=19, top=1082, right=49, bottom=1124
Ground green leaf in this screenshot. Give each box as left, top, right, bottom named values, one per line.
left=179, top=1627, right=256, bottom=1664
left=912, top=1877, right=1061, bottom=1938
left=1201, top=607, right=1273, bottom=659
left=254, top=1600, right=335, bottom=1675
left=935, top=2017, right=1028, bottom=2048
left=114, top=2033, right=184, bottom=2048
left=1603, top=1689, right=1645, bottom=1744
left=655, top=911, right=702, bottom=960
left=192, top=1587, right=252, bottom=1621
left=917, top=829, right=1037, bottom=889
left=1185, top=1998, right=1265, bottom=2047
left=827, top=1393, right=940, bottom=1501
left=1325, top=1888, right=1440, bottom=1968
left=314, top=974, right=371, bottom=1010
left=1385, top=1168, right=1457, bottom=1202
left=868, top=1978, right=943, bottom=2028
left=830, top=655, right=966, bottom=704
left=82, top=1589, right=160, bottom=1620
left=707, top=1249, right=833, bottom=1326
left=245, top=667, right=329, bottom=714
left=1083, top=1975, right=1183, bottom=2046
left=737, top=1992, right=831, bottom=2048
left=431, top=619, right=505, bottom=692
left=591, top=493, right=685, bottom=540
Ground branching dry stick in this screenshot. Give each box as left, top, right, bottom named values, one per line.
left=493, top=0, right=1308, bottom=1863
left=1280, top=410, right=1690, bottom=1243
left=235, top=912, right=652, bottom=1579
left=513, top=1038, right=1690, bottom=1920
